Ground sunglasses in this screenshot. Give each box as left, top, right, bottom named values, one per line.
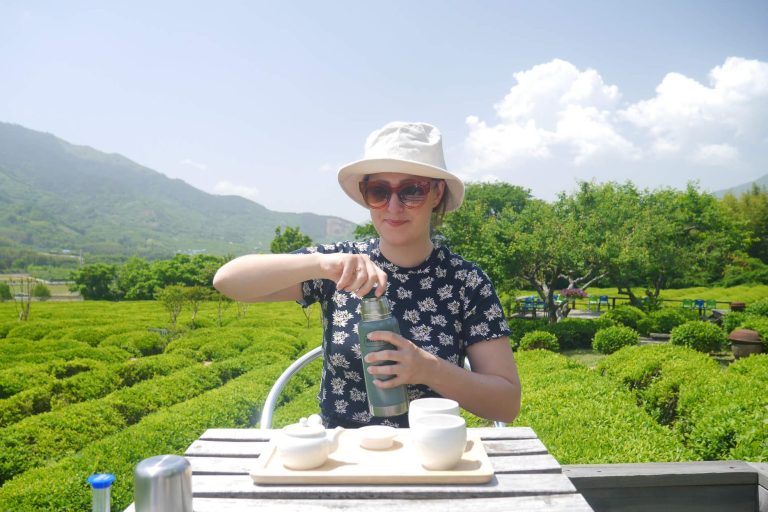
left=358, top=179, right=437, bottom=209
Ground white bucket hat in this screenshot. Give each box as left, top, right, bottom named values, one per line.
left=338, top=121, right=465, bottom=212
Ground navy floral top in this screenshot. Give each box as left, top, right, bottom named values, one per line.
left=295, top=238, right=511, bottom=427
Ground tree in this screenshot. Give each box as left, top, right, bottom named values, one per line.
left=353, top=222, right=378, bottom=241
left=185, top=285, right=211, bottom=326
left=0, top=282, right=11, bottom=302
left=31, top=283, right=51, bottom=300
left=116, top=257, right=159, bottom=300
left=13, top=278, right=33, bottom=321
left=155, top=285, right=186, bottom=328
left=721, top=184, right=768, bottom=264
left=70, top=263, right=118, bottom=300
left=441, top=183, right=531, bottom=294
left=270, top=226, right=313, bottom=253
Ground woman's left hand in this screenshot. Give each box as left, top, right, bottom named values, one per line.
left=363, top=330, right=439, bottom=388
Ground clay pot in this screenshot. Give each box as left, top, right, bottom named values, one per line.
left=728, top=328, right=763, bottom=359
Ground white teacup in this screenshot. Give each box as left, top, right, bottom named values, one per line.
left=410, top=413, right=467, bottom=470
left=408, top=397, right=459, bottom=427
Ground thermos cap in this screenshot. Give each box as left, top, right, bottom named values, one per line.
left=87, top=473, right=116, bottom=489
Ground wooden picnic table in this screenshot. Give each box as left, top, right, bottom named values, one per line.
left=124, top=426, right=594, bottom=511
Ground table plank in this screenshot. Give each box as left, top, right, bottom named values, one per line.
left=125, top=494, right=593, bottom=512
left=185, top=438, right=548, bottom=459
left=198, top=426, right=539, bottom=442
left=187, top=453, right=561, bottom=476
left=189, top=473, right=577, bottom=499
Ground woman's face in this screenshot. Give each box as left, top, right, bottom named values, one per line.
left=364, top=173, right=445, bottom=248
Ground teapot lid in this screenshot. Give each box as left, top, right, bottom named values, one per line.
left=282, top=415, right=326, bottom=438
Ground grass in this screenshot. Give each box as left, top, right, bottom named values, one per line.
left=521, top=284, right=768, bottom=310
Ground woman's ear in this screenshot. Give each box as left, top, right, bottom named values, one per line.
left=431, top=180, right=446, bottom=209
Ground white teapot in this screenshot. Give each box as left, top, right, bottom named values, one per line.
left=277, top=414, right=344, bottom=470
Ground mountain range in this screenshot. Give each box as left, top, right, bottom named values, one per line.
left=0, top=122, right=356, bottom=259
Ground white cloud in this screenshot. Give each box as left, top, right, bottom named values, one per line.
left=461, top=57, right=768, bottom=197
left=464, top=59, right=638, bottom=172
left=213, top=180, right=260, bottom=202
left=180, top=158, right=208, bottom=171
left=619, top=57, right=768, bottom=153
left=690, top=143, right=739, bottom=166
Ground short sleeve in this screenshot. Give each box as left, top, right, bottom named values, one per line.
left=291, top=242, right=356, bottom=308
left=461, top=266, right=511, bottom=346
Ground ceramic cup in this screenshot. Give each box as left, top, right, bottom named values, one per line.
left=407, top=397, right=459, bottom=427
left=410, top=413, right=467, bottom=470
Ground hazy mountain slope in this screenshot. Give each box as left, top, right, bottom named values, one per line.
left=0, top=122, right=355, bottom=258
left=713, top=173, right=768, bottom=197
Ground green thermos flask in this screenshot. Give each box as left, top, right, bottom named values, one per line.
left=359, top=290, right=409, bottom=417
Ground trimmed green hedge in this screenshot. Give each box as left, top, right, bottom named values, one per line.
left=542, top=317, right=615, bottom=350
left=0, top=364, right=53, bottom=399
left=519, top=331, right=559, bottom=351
left=670, top=321, right=726, bottom=353
left=514, top=350, right=690, bottom=464
left=0, top=362, right=288, bottom=512
left=0, top=355, right=275, bottom=484
left=592, top=325, right=639, bottom=354
left=603, top=305, right=647, bottom=330
left=598, top=345, right=768, bottom=460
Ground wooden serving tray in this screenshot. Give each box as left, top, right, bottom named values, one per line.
left=250, top=429, right=494, bottom=485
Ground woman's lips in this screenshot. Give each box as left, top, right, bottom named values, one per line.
left=384, top=219, right=408, bottom=227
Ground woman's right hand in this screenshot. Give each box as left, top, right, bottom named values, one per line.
left=320, top=253, right=388, bottom=297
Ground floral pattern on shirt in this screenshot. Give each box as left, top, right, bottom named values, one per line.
left=294, top=238, right=511, bottom=427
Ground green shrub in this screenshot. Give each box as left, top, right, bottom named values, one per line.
left=670, top=321, right=726, bottom=353
left=592, top=326, right=640, bottom=354
left=0, top=364, right=53, bottom=399
left=739, top=316, right=768, bottom=350
left=506, top=318, right=548, bottom=349
left=0, top=387, right=52, bottom=428
left=646, top=308, right=698, bottom=334
left=519, top=330, right=559, bottom=351
left=745, top=297, right=768, bottom=317
left=101, top=330, right=168, bottom=357
left=0, top=321, right=14, bottom=338
left=115, top=353, right=196, bottom=387
left=30, top=283, right=51, bottom=299
left=50, top=367, right=122, bottom=408
left=543, top=317, right=615, bottom=350
left=722, top=311, right=749, bottom=335
left=603, top=305, right=647, bottom=330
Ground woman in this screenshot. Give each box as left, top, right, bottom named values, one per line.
left=213, top=121, right=521, bottom=428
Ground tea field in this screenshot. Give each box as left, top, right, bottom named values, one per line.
left=0, top=299, right=766, bottom=511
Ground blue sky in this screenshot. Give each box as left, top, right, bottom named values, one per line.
left=2, top=1, right=767, bottom=223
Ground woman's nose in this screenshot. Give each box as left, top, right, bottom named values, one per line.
left=386, top=194, right=405, bottom=212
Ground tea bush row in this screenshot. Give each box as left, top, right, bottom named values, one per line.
left=0, top=353, right=279, bottom=484
left=514, top=349, right=690, bottom=464
left=597, top=344, right=768, bottom=460
left=0, top=339, right=132, bottom=369
left=0, top=362, right=289, bottom=512
left=0, top=354, right=197, bottom=428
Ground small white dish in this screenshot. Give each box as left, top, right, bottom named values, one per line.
left=358, top=425, right=397, bottom=450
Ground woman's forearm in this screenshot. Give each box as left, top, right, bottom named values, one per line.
left=213, top=253, right=324, bottom=302
left=426, top=357, right=521, bottom=423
